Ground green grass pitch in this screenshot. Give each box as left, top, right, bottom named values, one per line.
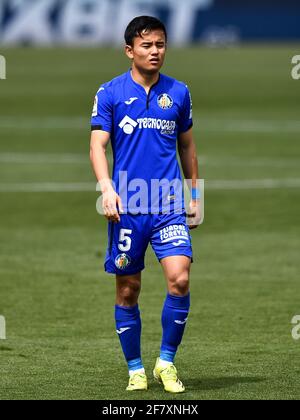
left=0, top=45, right=300, bottom=400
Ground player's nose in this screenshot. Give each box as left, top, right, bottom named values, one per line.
left=151, top=46, right=159, bottom=55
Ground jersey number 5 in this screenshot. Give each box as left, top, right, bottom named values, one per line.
left=118, top=229, right=133, bottom=252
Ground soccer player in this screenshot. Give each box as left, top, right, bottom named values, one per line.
left=90, top=16, right=200, bottom=393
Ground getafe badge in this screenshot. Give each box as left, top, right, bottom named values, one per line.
left=157, top=93, right=173, bottom=110
left=115, top=253, right=131, bottom=270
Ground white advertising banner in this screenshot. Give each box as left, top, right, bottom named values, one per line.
left=0, top=0, right=213, bottom=46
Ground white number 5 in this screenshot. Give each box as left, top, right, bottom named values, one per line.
left=118, top=229, right=133, bottom=252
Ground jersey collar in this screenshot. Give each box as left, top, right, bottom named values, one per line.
left=127, top=69, right=161, bottom=96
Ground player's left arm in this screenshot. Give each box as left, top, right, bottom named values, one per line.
left=178, top=128, right=201, bottom=229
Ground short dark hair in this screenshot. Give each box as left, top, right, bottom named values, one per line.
left=124, top=16, right=167, bottom=46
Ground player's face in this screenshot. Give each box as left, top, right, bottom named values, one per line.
left=126, top=29, right=166, bottom=74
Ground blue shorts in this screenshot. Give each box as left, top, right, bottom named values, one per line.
left=104, top=212, right=193, bottom=275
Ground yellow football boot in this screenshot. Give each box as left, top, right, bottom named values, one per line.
left=126, top=372, right=148, bottom=391
left=153, top=358, right=185, bottom=393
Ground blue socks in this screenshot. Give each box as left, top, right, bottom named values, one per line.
left=115, top=304, right=144, bottom=374
left=115, top=294, right=190, bottom=373
left=160, top=293, right=190, bottom=363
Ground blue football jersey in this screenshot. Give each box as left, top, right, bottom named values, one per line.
left=91, top=70, right=193, bottom=214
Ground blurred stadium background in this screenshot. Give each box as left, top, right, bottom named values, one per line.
left=0, top=0, right=300, bottom=400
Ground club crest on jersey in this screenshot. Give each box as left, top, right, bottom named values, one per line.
left=115, top=253, right=131, bottom=270
left=157, top=93, right=173, bottom=110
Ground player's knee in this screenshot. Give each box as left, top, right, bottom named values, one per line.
left=169, top=274, right=189, bottom=296
left=125, top=282, right=140, bottom=297
left=118, top=279, right=141, bottom=305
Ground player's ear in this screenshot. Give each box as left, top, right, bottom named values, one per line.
left=125, top=45, right=134, bottom=60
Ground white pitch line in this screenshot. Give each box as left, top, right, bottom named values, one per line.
left=0, top=182, right=94, bottom=192
left=0, top=116, right=87, bottom=130
left=0, top=153, right=88, bottom=164
left=208, top=178, right=300, bottom=190
left=1, top=153, right=300, bottom=169
left=200, top=121, right=300, bottom=134
left=1, top=116, right=300, bottom=133
left=0, top=179, right=300, bottom=193
left=198, top=156, right=300, bottom=168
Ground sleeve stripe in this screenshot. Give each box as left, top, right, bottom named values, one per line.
left=179, top=122, right=193, bottom=134
left=91, top=125, right=103, bottom=131
left=187, top=122, right=193, bottom=131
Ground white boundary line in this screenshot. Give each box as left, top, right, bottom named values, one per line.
left=0, top=183, right=94, bottom=192
left=1, top=117, right=300, bottom=133
left=0, top=117, right=87, bottom=130
left=0, top=153, right=88, bottom=164
left=1, top=153, right=300, bottom=169
left=0, top=179, right=299, bottom=193
left=208, top=178, right=300, bottom=190
left=199, top=121, right=300, bottom=133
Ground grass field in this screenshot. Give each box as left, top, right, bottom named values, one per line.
left=0, top=45, right=300, bottom=400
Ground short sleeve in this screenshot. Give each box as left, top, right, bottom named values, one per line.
left=178, top=85, right=193, bottom=134
left=91, top=86, right=113, bottom=133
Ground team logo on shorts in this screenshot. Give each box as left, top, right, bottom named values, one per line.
left=157, top=94, right=173, bottom=110
left=115, top=253, right=131, bottom=270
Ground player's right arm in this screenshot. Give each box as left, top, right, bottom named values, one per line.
left=90, top=86, right=123, bottom=223
left=90, top=130, right=123, bottom=223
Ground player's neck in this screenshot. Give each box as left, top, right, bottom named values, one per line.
left=131, top=67, right=160, bottom=94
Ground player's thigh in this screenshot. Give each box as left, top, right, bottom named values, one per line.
left=161, top=255, right=191, bottom=295
left=150, top=212, right=193, bottom=264
left=104, top=214, right=151, bottom=276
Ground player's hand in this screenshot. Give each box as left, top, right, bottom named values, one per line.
left=102, top=189, right=124, bottom=223
left=187, top=199, right=201, bottom=229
